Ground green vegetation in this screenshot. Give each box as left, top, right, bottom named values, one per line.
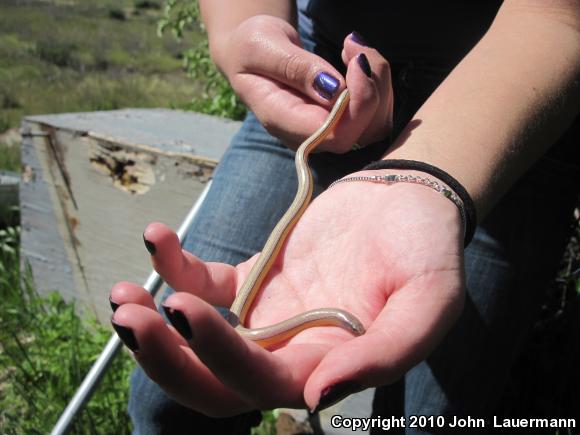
left=158, top=0, right=247, bottom=119
left=253, top=409, right=277, bottom=435
left=0, top=0, right=198, bottom=134
left=1, top=1, right=191, bottom=432
left=0, top=141, right=20, bottom=173
left=0, top=226, right=134, bottom=434
left=0, top=1, right=248, bottom=432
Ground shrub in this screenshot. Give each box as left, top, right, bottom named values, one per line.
left=158, top=0, right=246, bottom=120
left=109, top=8, right=127, bottom=21
left=1, top=90, right=21, bottom=109
left=0, top=114, right=11, bottom=133
left=0, top=225, right=134, bottom=434
left=35, top=40, right=77, bottom=68
left=135, top=0, right=161, bottom=10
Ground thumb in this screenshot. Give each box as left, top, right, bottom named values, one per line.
left=237, top=16, right=345, bottom=104
left=303, top=274, right=464, bottom=412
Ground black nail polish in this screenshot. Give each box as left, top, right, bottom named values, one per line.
left=357, top=53, right=372, bottom=78
left=349, top=31, right=368, bottom=46
left=111, top=319, right=139, bottom=352
left=313, top=72, right=340, bottom=100
left=162, top=305, right=193, bottom=340
left=313, top=381, right=362, bottom=413
left=109, top=296, right=120, bottom=312
left=143, top=233, right=156, bottom=255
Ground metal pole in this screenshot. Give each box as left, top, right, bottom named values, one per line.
left=51, top=181, right=213, bottom=435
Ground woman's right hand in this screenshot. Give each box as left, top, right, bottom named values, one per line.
left=110, top=172, right=465, bottom=416
left=210, top=15, right=393, bottom=152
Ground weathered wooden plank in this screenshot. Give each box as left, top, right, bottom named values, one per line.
left=21, top=109, right=241, bottom=322
left=26, top=108, right=240, bottom=161
left=20, top=128, right=78, bottom=306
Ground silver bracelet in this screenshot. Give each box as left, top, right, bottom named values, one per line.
left=328, top=173, right=467, bottom=237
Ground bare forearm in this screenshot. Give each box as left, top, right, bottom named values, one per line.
left=385, top=0, right=580, bottom=219
left=199, top=0, right=295, bottom=62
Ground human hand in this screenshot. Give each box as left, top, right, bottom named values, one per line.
left=211, top=15, right=393, bottom=152
left=110, top=171, right=465, bottom=416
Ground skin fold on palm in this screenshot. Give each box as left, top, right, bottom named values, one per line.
left=111, top=175, right=465, bottom=414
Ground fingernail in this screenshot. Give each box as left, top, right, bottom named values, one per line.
left=313, top=72, right=340, bottom=100
left=111, top=319, right=139, bottom=352
left=143, top=233, right=156, bottom=255
left=312, top=381, right=362, bottom=413
left=162, top=305, right=193, bottom=340
left=357, top=53, right=372, bottom=78
left=349, top=31, right=368, bottom=46
left=109, top=295, right=120, bottom=312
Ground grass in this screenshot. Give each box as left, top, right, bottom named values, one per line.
left=0, top=226, right=135, bottom=434
left=0, top=141, right=20, bottom=173
left=0, top=0, right=200, bottom=133
left=0, top=0, right=198, bottom=432
left=0, top=1, right=251, bottom=432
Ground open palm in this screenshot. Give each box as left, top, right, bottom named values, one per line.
left=111, top=171, right=465, bottom=416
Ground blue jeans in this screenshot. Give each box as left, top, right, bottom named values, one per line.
left=128, top=110, right=578, bottom=434
left=371, top=155, right=579, bottom=434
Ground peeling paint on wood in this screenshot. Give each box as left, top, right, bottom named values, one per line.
left=21, top=109, right=240, bottom=322
left=89, top=139, right=157, bottom=195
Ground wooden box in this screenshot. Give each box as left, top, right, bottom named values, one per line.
left=20, top=109, right=241, bottom=322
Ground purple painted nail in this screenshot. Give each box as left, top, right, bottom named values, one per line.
left=349, top=31, right=368, bottom=46
left=357, top=53, right=372, bottom=78
left=313, top=72, right=340, bottom=100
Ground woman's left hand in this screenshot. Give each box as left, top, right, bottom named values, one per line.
left=213, top=18, right=393, bottom=152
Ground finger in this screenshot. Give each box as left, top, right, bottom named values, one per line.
left=109, top=281, right=188, bottom=346
left=340, top=32, right=394, bottom=146
left=329, top=52, right=380, bottom=152
left=109, top=281, right=156, bottom=312
left=112, top=303, right=250, bottom=417
left=239, top=48, right=380, bottom=153
left=303, top=273, right=464, bottom=411
left=236, top=16, right=345, bottom=105
left=143, top=222, right=237, bottom=307
left=341, top=31, right=371, bottom=66
left=233, top=74, right=335, bottom=149
left=163, top=292, right=329, bottom=409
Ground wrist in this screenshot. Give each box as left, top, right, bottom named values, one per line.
left=207, top=36, right=232, bottom=77
left=330, top=168, right=468, bottom=246
left=381, top=145, right=482, bottom=212
left=361, top=160, right=476, bottom=246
